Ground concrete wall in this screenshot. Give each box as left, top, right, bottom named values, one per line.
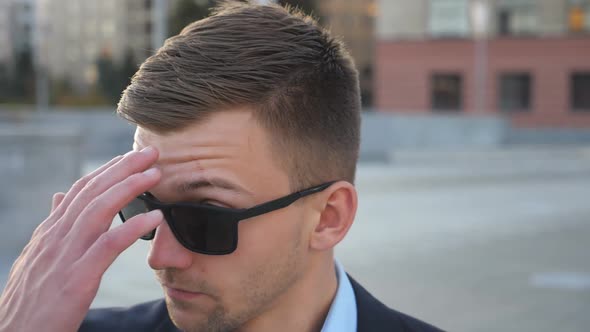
left=0, top=109, right=136, bottom=160
left=2, top=108, right=512, bottom=163
left=3, top=108, right=589, bottom=163
left=360, top=111, right=509, bottom=161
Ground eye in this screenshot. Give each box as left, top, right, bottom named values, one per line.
left=200, top=200, right=229, bottom=208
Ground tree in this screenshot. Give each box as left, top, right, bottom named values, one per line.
left=118, top=49, right=139, bottom=93
left=96, top=51, right=119, bottom=104
left=168, top=0, right=212, bottom=37
left=96, top=49, right=140, bottom=105
left=12, top=49, right=36, bottom=102
left=0, top=64, right=12, bottom=102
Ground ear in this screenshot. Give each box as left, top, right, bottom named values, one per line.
left=309, top=181, right=358, bottom=251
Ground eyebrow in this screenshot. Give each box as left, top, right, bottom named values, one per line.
left=178, top=178, right=254, bottom=197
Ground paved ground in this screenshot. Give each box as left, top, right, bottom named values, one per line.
left=2, top=147, right=590, bottom=332
left=345, top=166, right=590, bottom=332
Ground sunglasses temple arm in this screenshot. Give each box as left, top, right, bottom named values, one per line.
left=239, top=181, right=336, bottom=220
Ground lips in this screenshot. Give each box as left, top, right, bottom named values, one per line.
left=164, top=285, right=206, bottom=301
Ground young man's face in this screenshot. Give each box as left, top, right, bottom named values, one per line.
left=133, top=109, right=318, bottom=331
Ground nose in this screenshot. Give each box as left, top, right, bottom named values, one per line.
left=148, top=217, right=193, bottom=270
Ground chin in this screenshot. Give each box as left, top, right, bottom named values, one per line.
left=166, top=298, right=208, bottom=331
left=165, top=296, right=235, bottom=332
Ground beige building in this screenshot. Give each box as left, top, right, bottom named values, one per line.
left=377, top=0, right=590, bottom=40
left=36, top=0, right=152, bottom=91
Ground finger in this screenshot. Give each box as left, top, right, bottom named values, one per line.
left=59, top=147, right=158, bottom=232
left=50, top=154, right=125, bottom=220
left=51, top=192, right=66, bottom=213
left=27, top=191, right=65, bottom=243
left=76, top=209, right=163, bottom=278
left=32, top=155, right=125, bottom=240
left=70, top=167, right=161, bottom=246
left=34, top=156, right=124, bottom=237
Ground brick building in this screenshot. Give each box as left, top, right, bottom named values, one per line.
left=375, top=0, right=590, bottom=128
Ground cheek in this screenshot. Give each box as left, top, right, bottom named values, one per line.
left=210, top=210, right=307, bottom=315
left=238, top=208, right=305, bottom=258
left=214, top=208, right=306, bottom=290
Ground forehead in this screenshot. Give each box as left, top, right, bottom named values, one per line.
left=134, top=111, right=254, bottom=151
left=133, top=110, right=290, bottom=199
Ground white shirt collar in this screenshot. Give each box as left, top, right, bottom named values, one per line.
left=320, top=260, right=357, bottom=332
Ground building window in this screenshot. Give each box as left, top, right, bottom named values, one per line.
left=102, top=22, right=116, bottom=38
left=571, top=72, right=590, bottom=111
left=496, top=0, right=538, bottom=36
left=498, top=73, right=532, bottom=112
left=428, top=0, right=470, bottom=37
left=431, top=73, right=462, bottom=111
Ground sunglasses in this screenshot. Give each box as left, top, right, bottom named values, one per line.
left=119, top=181, right=335, bottom=255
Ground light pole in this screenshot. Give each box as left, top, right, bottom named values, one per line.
left=471, top=0, right=489, bottom=114
left=34, top=1, right=49, bottom=112
left=151, top=0, right=168, bottom=51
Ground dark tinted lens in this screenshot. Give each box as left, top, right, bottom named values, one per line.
left=120, top=197, right=155, bottom=240
left=120, top=197, right=150, bottom=220
left=169, top=206, right=237, bottom=254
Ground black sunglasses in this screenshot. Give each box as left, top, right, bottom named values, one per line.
left=119, top=181, right=335, bottom=255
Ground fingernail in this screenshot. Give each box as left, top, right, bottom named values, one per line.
left=143, top=168, right=159, bottom=178
left=141, top=146, right=155, bottom=154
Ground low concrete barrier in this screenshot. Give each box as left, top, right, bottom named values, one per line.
left=0, top=109, right=135, bottom=160
left=360, top=112, right=510, bottom=162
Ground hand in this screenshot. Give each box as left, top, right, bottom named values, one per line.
left=0, top=147, right=164, bottom=332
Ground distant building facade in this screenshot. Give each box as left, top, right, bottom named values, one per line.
left=317, top=0, right=376, bottom=106
left=36, top=0, right=152, bottom=92
left=376, top=0, right=590, bottom=128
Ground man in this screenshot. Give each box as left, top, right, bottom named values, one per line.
left=0, top=2, right=443, bottom=332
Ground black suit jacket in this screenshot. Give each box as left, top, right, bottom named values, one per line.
left=80, top=276, right=444, bottom=332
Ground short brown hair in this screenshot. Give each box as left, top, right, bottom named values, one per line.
left=118, top=1, right=361, bottom=189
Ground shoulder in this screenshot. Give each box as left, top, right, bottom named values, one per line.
left=348, top=275, right=445, bottom=332
left=78, top=299, right=179, bottom=332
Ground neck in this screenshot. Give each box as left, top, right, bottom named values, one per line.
left=238, top=252, right=338, bottom=332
